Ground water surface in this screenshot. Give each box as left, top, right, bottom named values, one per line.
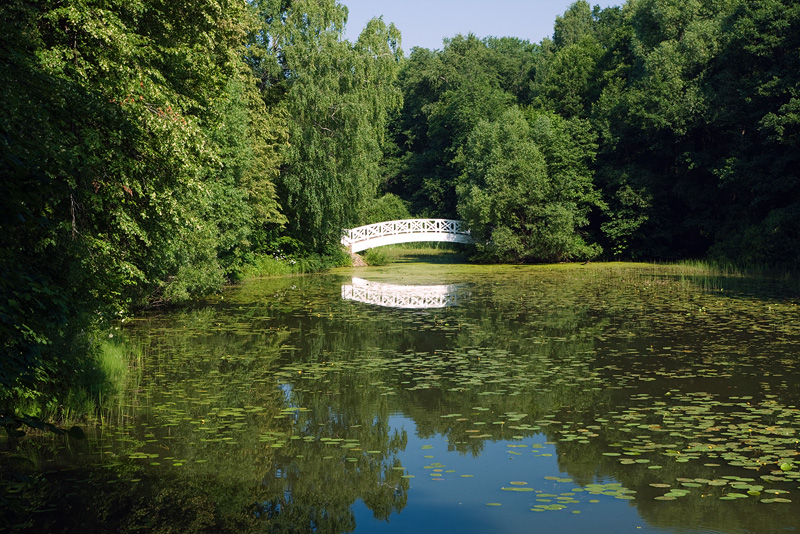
left=3, top=262, right=799, bottom=533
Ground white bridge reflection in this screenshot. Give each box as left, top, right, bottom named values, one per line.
left=341, top=277, right=466, bottom=309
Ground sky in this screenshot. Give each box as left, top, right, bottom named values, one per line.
left=341, top=0, right=622, bottom=52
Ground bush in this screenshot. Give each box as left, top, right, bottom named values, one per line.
left=362, top=248, right=390, bottom=266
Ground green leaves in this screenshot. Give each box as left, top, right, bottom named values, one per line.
left=457, top=107, right=601, bottom=263
left=0, top=0, right=289, bottom=410
left=252, top=1, right=403, bottom=250
left=388, top=35, right=517, bottom=217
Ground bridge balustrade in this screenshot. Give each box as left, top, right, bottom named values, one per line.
left=341, top=219, right=474, bottom=252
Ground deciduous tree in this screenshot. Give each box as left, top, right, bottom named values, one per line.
left=456, top=107, right=601, bottom=262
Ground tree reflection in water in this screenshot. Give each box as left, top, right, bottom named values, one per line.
left=3, top=264, right=800, bottom=533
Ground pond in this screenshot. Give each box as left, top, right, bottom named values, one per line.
left=3, top=261, right=800, bottom=533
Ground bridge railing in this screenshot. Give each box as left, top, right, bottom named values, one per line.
left=341, top=277, right=465, bottom=308
left=341, top=219, right=473, bottom=252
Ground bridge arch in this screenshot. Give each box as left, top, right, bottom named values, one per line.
left=341, top=219, right=474, bottom=253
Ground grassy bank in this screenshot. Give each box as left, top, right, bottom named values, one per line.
left=358, top=243, right=472, bottom=266
left=234, top=248, right=351, bottom=279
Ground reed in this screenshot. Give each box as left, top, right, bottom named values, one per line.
left=42, top=336, right=144, bottom=427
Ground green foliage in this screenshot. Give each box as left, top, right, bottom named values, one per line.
left=530, top=1, right=607, bottom=118
left=358, top=193, right=412, bottom=225
left=250, top=0, right=404, bottom=251
left=0, top=0, right=286, bottom=411
left=532, top=35, right=604, bottom=118
left=703, top=0, right=800, bottom=263
left=598, top=180, right=652, bottom=259
left=515, top=0, right=798, bottom=263
left=483, top=37, right=540, bottom=103
left=387, top=35, right=518, bottom=216
left=229, top=239, right=351, bottom=279
left=587, top=0, right=748, bottom=258
left=553, top=1, right=596, bottom=48
left=236, top=255, right=297, bottom=279
left=456, top=107, right=601, bottom=262
left=206, top=75, right=288, bottom=273
left=361, top=248, right=391, bottom=266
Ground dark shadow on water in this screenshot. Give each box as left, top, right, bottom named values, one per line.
left=654, top=271, right=799, bottom=303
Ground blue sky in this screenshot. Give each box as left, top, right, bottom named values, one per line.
left=341, top=0, right=622, bottom=51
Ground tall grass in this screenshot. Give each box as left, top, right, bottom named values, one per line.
left=97, top=338, right=132, bottom=388
left=42, top=336, right=142, bottom=427
left=669, top=258, right=797, bottom=279
left=236, top=254, right=297, bottom=278
left=235, top=249, right=351, bottom=279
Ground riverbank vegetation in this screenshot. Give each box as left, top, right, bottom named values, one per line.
left=2, top=0, right=798, bottom=418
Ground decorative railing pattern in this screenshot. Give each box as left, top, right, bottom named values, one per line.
left=341, top=277, right=465, bottom=309
left=341, top=219, right=474, bottom=252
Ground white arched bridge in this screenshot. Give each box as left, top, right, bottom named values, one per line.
left=341, top=219, right=474, bottom=253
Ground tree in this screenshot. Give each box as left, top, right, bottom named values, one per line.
left=531, top=1, right=622, bottom=119
left=388, top=35, right=516, bottom=217
left=357, top=194, right=411, bottom=226
left=553, top=0, right=596, bottom=48
left=250, top=0, right=403, bottom=251
left=532, top=35, right=603, bottom=118
left=0, top=0, right=286, bottom=410
left=589, top=0, right=739, bottom=259
left=456, top=107, right=601, bottom=262
left=704, top=0, right=800, bottom=262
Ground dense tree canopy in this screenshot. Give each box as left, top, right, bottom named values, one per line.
left=0, top=0, right=400, bottom=411
left=584, top=0, right=799, bottom=260
left=1, top=0, right=287, bottom=409
left=386, top=0, right=799, bottom=263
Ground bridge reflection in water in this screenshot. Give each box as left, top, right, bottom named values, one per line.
left=341, top=277, right=467, bottom=309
